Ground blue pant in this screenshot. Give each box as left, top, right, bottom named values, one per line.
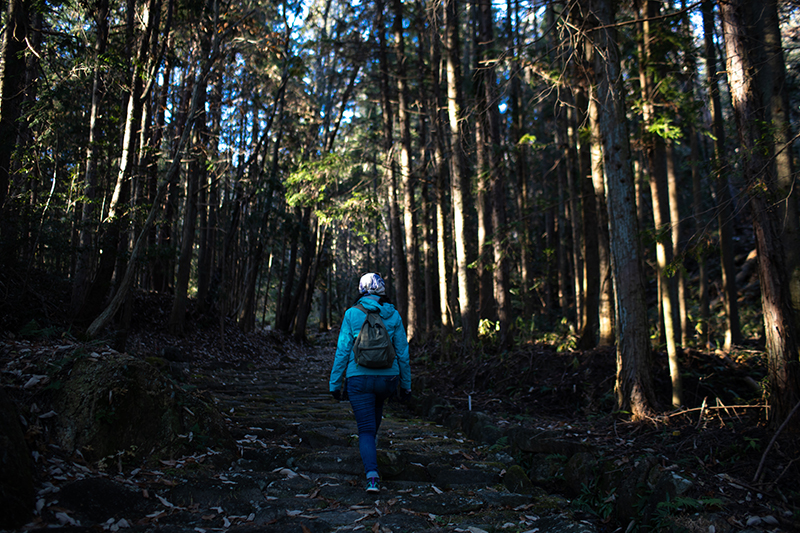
left=347, top=375, right=398, bottom=479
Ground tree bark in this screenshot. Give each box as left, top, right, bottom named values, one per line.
left=392, top=0, right=420, bottom=341
left=168, top=70, right=206, bottom=335
left=476, top=0, right=511, bottom=346
left=576, top=41, right=599, bottom=349
left=588, top=84, right=615, bottom=346
left=376, top=0, right=406, bottom=315
left=637, top=0, right=682, bottom=406
left=756, top=0, right=800, bottom=336
left=719, top=0, right=800, bottom=427
left=702, top=0, right=741, bottom=350
left=87, top=0, right=224, bottom=338
left=0, top=0, right=27, bottom=210
left=444, top=0, right=477, bottom=345
left=589, top=0, right=657, bottom=419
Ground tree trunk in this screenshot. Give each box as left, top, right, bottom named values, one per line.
left=589, top=0, right=657, bottom=419
left=703, top=0, right=741, bottom=350
left=87, top=0, right=224, bottom=338
left=589, top=84, right=615, bottom=346
left=477, top=0, right=511, bottom=347
left=392, top=0, right=419, bottom=341
left=576, top=47, right=599, bottom=349
left=757, top=0, right=800, bottom=336
left=637, top=0, right=682, bottom=406
left=444, top=0, right=477, bottom=345
left=168, top=74, right=205, bottom=335
left=719, top=0, right=800, bottom=427
left=71, top=0, right=110, bottom=316
left=508, top=0, right=532, bottom=320
left=0, top=0, right=27, bottom=210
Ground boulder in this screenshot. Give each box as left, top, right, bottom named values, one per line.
left=54, top=353, right=234, bottom=465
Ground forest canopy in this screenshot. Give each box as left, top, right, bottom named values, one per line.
left=1, top=0, right=800, bottom=424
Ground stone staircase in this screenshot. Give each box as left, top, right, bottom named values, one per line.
left=24, top=339, right=598, bottom=533
left=161, top=342, right=599, bottom=533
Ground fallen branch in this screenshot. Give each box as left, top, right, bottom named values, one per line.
left=753, top=400, right=800, bottom=484
left=667, top=404, right=766, bottom=418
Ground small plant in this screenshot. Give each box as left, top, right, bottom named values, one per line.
left=574, top=480, right=615, bottom=521
left=488, top=436, right=509, bottom=453
left=651, top=495, right=724, bottom=530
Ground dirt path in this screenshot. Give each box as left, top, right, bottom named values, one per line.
left=19, top=333, right=599, bottom=533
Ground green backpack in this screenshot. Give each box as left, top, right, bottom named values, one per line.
left=352, top=304, right=396, bottom=369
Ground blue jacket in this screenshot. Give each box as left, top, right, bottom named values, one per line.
left=329, top=295, right=411, bottom=392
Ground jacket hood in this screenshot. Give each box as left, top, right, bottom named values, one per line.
left=358, top=295, right=396, bottom=320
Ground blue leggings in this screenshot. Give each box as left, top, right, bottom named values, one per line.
left=347, top=375, right=398, bottom=478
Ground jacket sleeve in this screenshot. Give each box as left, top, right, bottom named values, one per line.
left=391, top=314, right=412, bottom=390
left=329, top=308, right=358, bottom=391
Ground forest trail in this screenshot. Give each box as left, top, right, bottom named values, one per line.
left=25, top=333, right=598, bottom=533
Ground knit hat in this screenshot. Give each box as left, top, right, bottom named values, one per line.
left=359, top=273, right=386, bottom=296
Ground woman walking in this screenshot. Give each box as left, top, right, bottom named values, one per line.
left=329, top=273, right=412, bottom=493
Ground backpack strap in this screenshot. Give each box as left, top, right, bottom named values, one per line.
left=355, top=303, right=377, bottom=314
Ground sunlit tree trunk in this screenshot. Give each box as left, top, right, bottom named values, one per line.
left=702, top=0, right=741, bottom=350
left=576, top=41, right=599, bottom=349
left=588, top=85, right=615, bottom=346
left=667, top=143, right=689, bottom=346
left=637, top=0, right=682, bottom=406
left=720, top=0, right=800, bottom=427
left=588, top=0, right=657, bottom=419
left=444, top=0, right=477, bottom=344
left=476, top=0, right=511, bottom=347
left=392, top=0, right=419, bottom=341
left=423, top=2, right=451, bottom=333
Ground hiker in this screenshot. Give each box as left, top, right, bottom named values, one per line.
left=329, top=272, right=411, bottom=493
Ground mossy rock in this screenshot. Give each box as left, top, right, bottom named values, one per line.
left=54, top=353, right=234, bottom=465
left=503, top=464, right=534, bottom=494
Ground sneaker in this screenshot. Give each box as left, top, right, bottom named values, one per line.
left=365, top=477, right=380, bottom=493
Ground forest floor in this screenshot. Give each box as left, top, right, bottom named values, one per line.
left=1, top=268, right=799, bottom=531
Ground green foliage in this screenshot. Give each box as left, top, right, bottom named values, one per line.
left=518, top=133, right=545, bottom=150
left=651, top=495, right=725, bottom=531
left=540, top=317, right=577, bottom=353
left=285, top=153, right=381, bottom=241
left=487, top=436, right=509, bottom=453
left=574, top=480, right=615, bottom=521
left=646, top=116, right=682, bottom=140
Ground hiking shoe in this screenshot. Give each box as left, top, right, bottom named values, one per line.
left=365, top=477, right=380, bottom=493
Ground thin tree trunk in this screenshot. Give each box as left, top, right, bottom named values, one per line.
left=477, top=0, right=511, bottom=346
left=87, top=0, right=224, bottom=338
left=0, top=0, right=27, bottom=209
left=168, top=73, right=205, bottom=335
left=576, top=46, right=599, bottom=348
left=72, top=0, right=110, bottom=316
left=589, top=0, right=657, bottom=419
left=444, top=0, right=477, bottom=345
left=376, top=0, right=406, bottom=318
left=637, top=0, right=682, bottom=406
left=508, top=0, right=532, bottom=319
left=392, top=0, right=419, bottom=340
left=703, top=0, right=741, bottom=350
left=589, top=86, right=615, bottom=346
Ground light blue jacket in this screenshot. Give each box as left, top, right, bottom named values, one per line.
left=329, top=295, right=411, bottom=392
